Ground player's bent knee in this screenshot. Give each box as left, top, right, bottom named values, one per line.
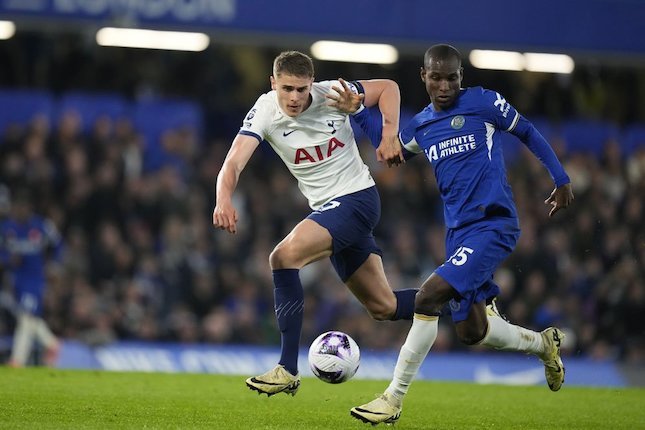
left=414, top=293, right=443, bottom=317
left=458, top=334, right=483, bottom=346
left=457, top=327, right=487, bottom=345
left=269, top=244, right=295, bottom=269
left=268, top=248, right=281, bottom=269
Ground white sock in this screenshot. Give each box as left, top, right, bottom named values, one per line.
left=11, top=313, right=36, bottom=365
left=385, top=314, right=438, bottom=402
left=479, top=315, right=544, bottom=355
left=34, top=318, right=58, bottom=348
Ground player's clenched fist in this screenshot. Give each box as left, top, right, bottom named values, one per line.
left=376, top=135, right=404, bottom=167
left=213, top=202, right=238, bottom=234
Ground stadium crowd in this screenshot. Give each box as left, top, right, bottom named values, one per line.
left=0, top=101, right=643, bottom=364
left=0, top=36, right=643, bottom=365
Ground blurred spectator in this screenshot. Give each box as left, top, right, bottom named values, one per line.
left=0, top=59, right=644, bottom=364
left=2, top=109, right=645, bottom=363
left=0, top=189, right=61, bottom=366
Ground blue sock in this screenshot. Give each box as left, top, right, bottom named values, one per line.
left=273, top=269, right=304, bottom=376
left=392, top=288, right=418, bottom=320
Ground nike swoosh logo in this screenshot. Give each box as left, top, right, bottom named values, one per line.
left=249, top=377, right=283, bottom=386
left=283, top=130, right=296, bottom=136
left=354, top=409, right=389, bottom=415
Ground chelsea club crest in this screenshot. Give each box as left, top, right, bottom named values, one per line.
left=449, top=299, right=461, bottom=312
left=451, top=115, right=465, bottom=129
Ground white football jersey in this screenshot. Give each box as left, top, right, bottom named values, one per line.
left=239, top=80, right=375, bottom=210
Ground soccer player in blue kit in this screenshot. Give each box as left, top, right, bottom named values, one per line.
left=213, top=51, right=415, bottom=397
left=343, top=44, right=574, bottom=425
left=1, top=191, right=62, bottom=367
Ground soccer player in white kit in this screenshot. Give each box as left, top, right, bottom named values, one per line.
left=213, top=51, right=416, bottom=396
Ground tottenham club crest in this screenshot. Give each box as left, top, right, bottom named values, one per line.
left=451, top=115, right=465, bottom=129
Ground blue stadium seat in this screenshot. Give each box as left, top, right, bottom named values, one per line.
left=561, top=119, right=619, bottom=157
left=622, top=123, right=645, bottom=155
left=56, top=92, right=131, bottom=133
left=132, top=99, right=203, bottom=172
left=0, top=89, right=53, bottom=135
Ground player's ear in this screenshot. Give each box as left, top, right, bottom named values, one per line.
left=270, top=75, right=276, bottom=90
left=419, top=66, right=426, bottom=82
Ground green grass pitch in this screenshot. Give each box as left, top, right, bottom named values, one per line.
left=1, top=368, right=643, bottom=429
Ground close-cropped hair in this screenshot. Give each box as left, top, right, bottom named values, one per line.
left=273, top=51, right=315, bottom=78
left=424, top=44, right=462, bottom=66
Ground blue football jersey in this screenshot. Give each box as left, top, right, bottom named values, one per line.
left=400, top=87, right=521, bottom=229
left=0, top=215, right=61, bottom=292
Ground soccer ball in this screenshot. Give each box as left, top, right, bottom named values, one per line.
left=308, top=331, right=360, bottom=384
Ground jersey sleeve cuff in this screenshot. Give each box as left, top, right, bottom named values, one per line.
left=554, top=174, right=571, bottom=188
left=350, top=104, right=366, bottom=115
left=238, top=130, right=262, bottom=143
left=350, top=80, right=365, bottom=95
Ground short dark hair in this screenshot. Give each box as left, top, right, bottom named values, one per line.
left=273, top=51, right=314, bottom=78
left=424, top=44, right=462, bottom=67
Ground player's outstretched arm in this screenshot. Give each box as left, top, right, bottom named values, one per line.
left=361, top=79, right=403, bottom=166
left=328, top=78, right=403, bottom=167
left=545, top=183, right=574, bottom=217
left=511, top=115, right=573, bottom=216
left=213, top=134, right=260, bottom=234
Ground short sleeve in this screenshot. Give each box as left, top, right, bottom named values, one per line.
left=239, top=94, right=273, bottom=143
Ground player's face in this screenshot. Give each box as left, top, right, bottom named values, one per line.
left=420, top=56, right=463, bottom=111
left=271, top=73, right=314, bottom=117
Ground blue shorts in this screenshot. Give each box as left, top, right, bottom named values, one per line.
left=15, top=288, right=44, bottom=316
left=307, top=186, right=382, bottom=282
left=435, top=218, right=520, bottom=322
